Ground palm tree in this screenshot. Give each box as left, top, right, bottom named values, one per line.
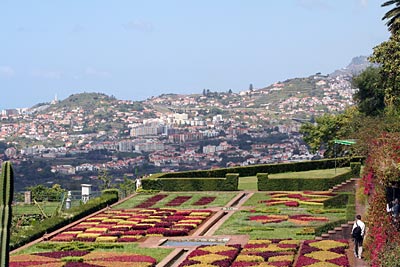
left=382, top=0, right=400, bottom=33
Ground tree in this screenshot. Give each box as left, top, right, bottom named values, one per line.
left=369, top=32, right=400, bottom=110
left=382, top=0, right=400, bottom=33
left=97, top=169, right=112, bottom=190
left=352, top=66, right=385, bottom=116
left=118, top=175, right=136, bottom=198
left=300, top=108, right=358, bottom=157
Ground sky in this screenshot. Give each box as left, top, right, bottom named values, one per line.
left=0, top=0, right=392, bottom=109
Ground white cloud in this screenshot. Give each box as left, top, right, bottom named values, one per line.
left=85, top=67, right=111, bottom=78
left=359, top=0, right=368, bottom=8
left=31, top=69, right=63, bottom=79
left=0, top=66, right=15, bottom=77
left=123, top=20, right=154, bottom=32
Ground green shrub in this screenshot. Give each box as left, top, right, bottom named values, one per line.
left=323, top=193, right=349, bottom=208
left=142, top=173, right=239, bottom=191
left=151, top=157, right=364, bottom=179
left=350, top=162, right=361, bottom=177
left=258, top=170, right=355, bottom=191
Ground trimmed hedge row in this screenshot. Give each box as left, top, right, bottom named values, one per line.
left=10, top=190, right=119, bottom=250
left=315, top=192, right=356, bottom=237
left=151, top=157, right=364, bottom=179
left=142, top=173, right=239, bottom=191
left=257, top=169, right=356, bottom=191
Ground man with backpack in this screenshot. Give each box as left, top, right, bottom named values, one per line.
left=351, top=214, right=366, bottom=259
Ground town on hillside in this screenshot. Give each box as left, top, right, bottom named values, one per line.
left=0, top=67, right=361, bottom=191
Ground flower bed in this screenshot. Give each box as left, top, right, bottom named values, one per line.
left=193, top=196, right=216, bottom=206
left=260, top=192, right=336, bottom=207
left=51, top=208, right=212, bottom=242
left=295, top=240, right=349, bottom=267
left=134, top=194, right=168, bottom=208
left=249, top=214, right=328, bottom=225
left=178, top=244, right=241, bottom=266
left=232, top=239, right=299, bottom=267
left=10, top=251, right=157, bottom=267
left=165, top=196, right=192, bottom=206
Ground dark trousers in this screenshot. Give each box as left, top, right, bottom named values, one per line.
left=354, top=237, right=363, bottom=255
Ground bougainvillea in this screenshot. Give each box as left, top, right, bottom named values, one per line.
left=360, top=132, right=400, bottom=266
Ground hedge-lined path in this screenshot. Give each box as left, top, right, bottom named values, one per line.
left=351, top=179, right=369, bottom=267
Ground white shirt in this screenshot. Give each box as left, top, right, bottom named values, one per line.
left=352, top=219, right=366, bottom=237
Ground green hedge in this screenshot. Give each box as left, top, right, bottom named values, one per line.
left=323, top=193, right=349, bottom=208
left=257, top=169, right=356, bottom=191
left=10, top=191, right=118, bottom=250
left=151, top=157, right=364, bottom=179
left=350, top=162, right=361, bottom=177
left=142, top=173, right=239, bottom=191
left=315, top=192, right=355, bottom=236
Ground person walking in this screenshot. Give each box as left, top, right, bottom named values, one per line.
left=351, top=214, right=366, bottom=259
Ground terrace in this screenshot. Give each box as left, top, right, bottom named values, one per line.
left=9, top=167, right=362, bottom=267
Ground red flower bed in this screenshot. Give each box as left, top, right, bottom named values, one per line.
left=134, top=194, right=168, bottom=208
left=34, top=251, right=90, bottom=258
left=193, top=196, right=216, bottom=206
left=165, top=196, right=192, bottom=206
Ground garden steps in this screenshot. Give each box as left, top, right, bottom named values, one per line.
left=330, top=178, right=360, bottom=192
left=316, top=221, right=354, bottom=240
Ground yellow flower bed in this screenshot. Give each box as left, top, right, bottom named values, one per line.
left=303, top=262, right=340, bottom=267
left=199, top=245, right=237, bottom=253
left=297, top=201, right=323, bottom=206
left=265, top=244, right=296, bottom=252
left=79, top=222, right=100, bottom=226
left=175, top=223, right=197, bottom=228
left=236, top=254, right=264, bottom=262
left=248, top=239, right=272, bottom=245
left=86, top=227, right=108, bottom=233
left=102, top=219, right=123, bottom=223
left=95, top=236, right=118, bottom=242
left=279, top=239, right=300, bottom=245
left=268, top=254, right=294, bottom=262
left=305, top=251, right=342, bottom=261
left=190, top=254, right=228, bottom=264
left=309, top=240, right=348, bottom=250
left=87, top=216, right=109, bottom=221
left=118, top=221, right=137, bottom=225
left=141, top=218, right=161, bottom=223
left=77, top=233, right=101, bottom=238
left=62, top=231, right=83, bottom=235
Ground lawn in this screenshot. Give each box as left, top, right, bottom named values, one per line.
left=268, top=167, right=350, bottom=179
left=238, top=167, right=350, bottom=190
left=113, top=191, right=238, bottom=209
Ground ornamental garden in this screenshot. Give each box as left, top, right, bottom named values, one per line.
left=9, top=160, right=359, bottom=267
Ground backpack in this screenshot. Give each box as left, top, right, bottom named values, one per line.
left=352, top=222, right=362, bottom=239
